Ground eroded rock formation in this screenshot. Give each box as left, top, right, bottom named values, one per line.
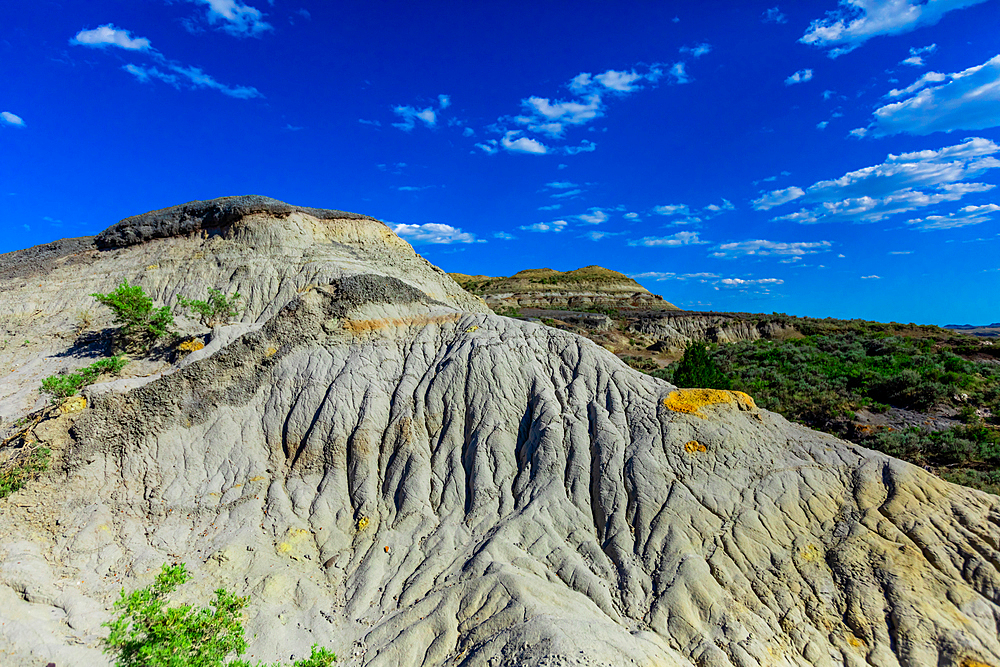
left=2, top=198, right=1000, bottom=667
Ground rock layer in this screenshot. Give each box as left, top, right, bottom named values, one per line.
left=1, top=199, right=1000, bottom=667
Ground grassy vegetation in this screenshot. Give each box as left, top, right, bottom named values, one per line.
left=104, top=563, right=335, bottom=667
left=651, top=329, right=1000, bottom=494
left=0, top=444, right=50, bottom=499
left=40, top=356, right=128, bottom=401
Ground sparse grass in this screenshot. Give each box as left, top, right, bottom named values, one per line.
left=40, top=356, right=128, bottom=401
left=0, top=443, right=50, bottom=499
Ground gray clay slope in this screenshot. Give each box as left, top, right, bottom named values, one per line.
left=2, top=198, right=1000, bottom=667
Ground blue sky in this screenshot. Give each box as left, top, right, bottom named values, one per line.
left=3, top=1, right=999, bottom=324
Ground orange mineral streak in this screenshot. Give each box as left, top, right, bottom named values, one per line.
left=663, top=388, right=757, bottom=419
left=343, top=313, right=463, bottom=335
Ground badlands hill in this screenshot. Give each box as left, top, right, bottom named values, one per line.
left=2, top=197, right=1000, bottom=666
left=450, top=266, right=679, bottom=311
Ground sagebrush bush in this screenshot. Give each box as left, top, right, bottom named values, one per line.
left=92, top=280, right=174, bottom=351
left=104, top=563, right=335, bottom=667
left=176, top=289, right=242, bottom=328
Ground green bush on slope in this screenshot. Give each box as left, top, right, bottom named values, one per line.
left=103, top=563, right=335, bottom=667
left=92, top=280, right=174, bottom=352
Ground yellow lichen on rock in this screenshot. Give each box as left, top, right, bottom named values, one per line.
left=357, top=516, right=370, bottom=531
left=265, top=346, right=279, bottom=357
left=178, top=338, right=205, bottom=352
left=664, top=389, right=757, bottom=419
left=684, top=440, right=706, bottom=454
left=465, top=325, right=479, bottom=333
left=59, top=395, right=87, bottom=414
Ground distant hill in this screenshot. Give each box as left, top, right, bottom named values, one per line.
left=945, top=323, right=1000, bottom=337
left=449, top=265, right=679, bottom=311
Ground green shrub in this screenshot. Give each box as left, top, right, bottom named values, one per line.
left=176, top=289, right=243, bottom=328
left=92, top=280, right=174, bottom=351
left=672, top=341, right=731, bottom=390
left=0, top=444, right=50, bottom=499
left=103, top=563, right=335, bottom=667
left=40, top=356, right=128, bottom=401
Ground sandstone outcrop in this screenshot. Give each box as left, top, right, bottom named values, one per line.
left=450, top=266, right=679, bottom=312
left=1, top=198, right=1000, bottom=667
left=629, top=311, right=801, bottom=351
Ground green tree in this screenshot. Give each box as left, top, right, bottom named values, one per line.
left=103, top=563, right=335, bottom=667
left=91, top=280, right=174, bottom=352
left=176, top=289, right=243, bottom=328
left=672, top=341, right=731, bottom=390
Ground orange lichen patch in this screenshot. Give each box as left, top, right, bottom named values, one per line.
left=962, top=660, right=996, bottom=667
left=248, top=475, right=267, bottom=482
left=663, top=389, right=757, bottom=419
left=178, top=338, right=205, bottom=353
left=145, top=264, right=159, bottom=271
left=344, top=313, right=462, bottom=335
left=265, top=346, right=279, bottom=357
left=799, top=544, right=820, bottom=562
left=846, top=635, right=865, bottom=648
left=59, top=395, right=87, bottom=414
left=684, top=440, right=707, bottom=454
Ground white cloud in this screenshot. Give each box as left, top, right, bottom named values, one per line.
left=1, top=112, right=25, bottom=127
left=393, top=222, right=479, bottom=244
left=123, top=63, right=262, bottom=98
left=72, top=24, right=151, bottom=50
left=887, top=70, right=947, bottom=97
left=711, top=239, right=832, bottom=259
left=550, top=189, right=583, bottom=199
left=501, top=130, right=548, bottom=155
left=475, top=140, right=499, bottom=155
left=752, top=186, right=806, bottom=210
left=720, top=277, right=784, bottom=286
left=901, top=44, right=937, bottom=67
left=653, top=204, right=691, bottom=216
left=786, top=69, right=814, bottom=86
left=849, top=127, right=869, bottom=138
left=817, top=120, right=830, bottom=129
left=680, top=43, right=712, bottom=58
left=624, top=212, right=640, bottom=219
left=889, top=250, right=912, bottom=254
left=905, top=203, right=1000, bottom=230
left=582, top=230, right=619, bottom=241
left=397, top=185, right=432, bottom=192
left=861, top=275, right=881, bottom=279
left=438, top=94, right=451, bottom=109
left=762, top=7, right=788, bottom=23
left=522, top=95, right=602, bottom=126
left=628, top=231, right=705, bottom=247
left=757, top=137, right=1000, bottom=224
left=462, top=127, right=475, bottom=137
left=538, top=204, right=562, bottom=211
left=520, top=220, right=568, bottom=233
left=578, top=210, right=608, bottom=224
left=546, top=181, right=577, bottom=189
left=823, top=89, right=836, bottom=100
left=669, top=62, right=689, bottom=84
left=493, top=231, right=516, bottom=240
left=595, top=70, right=644, bottom=92
left=393, top=105, right=437, bottom=131
left=563, top=139, right=597, bottom=155
left=801, top=0, right=989, bottom=57
left=704, top=199, right=735, bottom=212
left=869, top=54, right=1000, bottom=137
left=631, top=271, right=783, bottom=290
left=190, top=0, right=272, bottom=36
left=358, top=119, right=381, bottom=127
